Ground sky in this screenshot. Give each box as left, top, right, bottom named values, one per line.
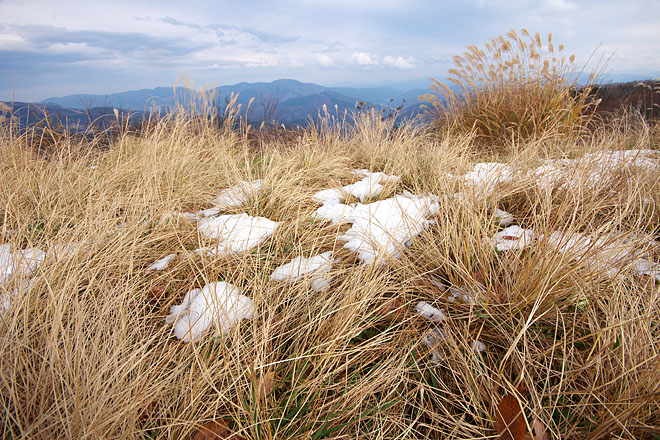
left=1, top=0, right=659, bottom=101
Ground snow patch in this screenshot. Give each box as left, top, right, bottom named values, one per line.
left=165, top=282, right=258, bottom=343
left=633, top=258, right=660, bottom=281
left=162, top=211, right=202, bottom=223
left=464, top=162, right=513, bottom=195
left=494, top=209, right=515, bottom=226
left=338, top=193, right=440, bottom=265
left=312, top=170, right=400, bottom=205
left=415, top=301, right=446, bottom=322
left=421, top=328, right=446, bottom=363
left=535, top=149, right=659, bottom=191
left=312, top=202, right=357, bottom=224
left=1, top=244, right=46, bottom=285
left=312, top=188, right=345, bottom=206
left=198, top=213, right=280, bottom=255
left=270, top=251, right=334, bottom=292
left=545, top=231, right=647, bottom=278
left=146, top=254, right=177, bottom=271
left=351, top=169, right=401, bottom=183
left=493, top=225, right=535, bottom=251
left=198, top=180, right=263, bottom=217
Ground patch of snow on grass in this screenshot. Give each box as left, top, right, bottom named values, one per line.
left=1, top=244, right=46, bottom=285
left=165, top=281, right=258, bottom=342
left=351, top=169, right=401, bottom=183
left=313, top=171, right=400, bottom=205
left=464, top=162, right=513, bottom=195
left=633, top=259, right=660, bottom=281
left=162, top=211, right=202, bottom=223
left=421, top=328, right=446, bottom=363
left=312, top=188, right=345, bottom=205
left=473, top=340, right=486, bottom=352
left=198, top=180, right=263, bottom=217
left=146, top=254, right=177, bottom=271
left=546, top=231, right=647, bottom=278
left=1, top=245, right=46, bottom=312
left=338, top=193, right=440, bottom=265
left=534, top=149, right=659, bottom=190
left=342, top=177, right=385, bottom=202
left=493, top=226, right=535, bottom=251
left=312, top=203, right=357, bottom=224
left=415, top=301, right=446, bottom=322
left=270, top=251, right=334, bottom=292
left=494, top=209, right=515, bottom=226
left=198, top=213, right=280, bottom=255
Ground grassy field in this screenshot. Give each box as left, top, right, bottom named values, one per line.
left=1, top=105, right=659, bottom=439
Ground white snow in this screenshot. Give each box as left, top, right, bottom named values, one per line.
left=312, top=188, right=345, bottom=205
left=461, top=149, right=659, bottom=195
left=415, top=301, right=446, bottom=322
left=46, top=241, right=86, bottom=260
left=165, top=281, right=258, bottom=343
left=351, top=169, right=401, bottom=183
left=427, top=277, right=480, bottom=304
left=270, top=251, right=334, bottom=292
left=334, top=193, right=440, bottom=265
left=146, top=254, right=177, bottom=271
left=0, top=292, right=9, bottom=312
left=421, top=328, right=446, bottom=363
left=633, top=258, right=660, bottom=281
left=1, top=277, right=39, bottom=312
left=1, top=245, right=46, bottom=312
left=545, top=231, right=648, bottom=278
left=312, top=202, right=357, bottom=224
left=198, top=213, right=280, bottom=255
left=197, top=180, right=263, bottom=217
left=494, top=209, right=515, bottom=226
left=493, top=225, right=535, bottom=251
left=312, top=170, right=400, bottom=205
left=535, top=149, right=659, bottom=191
left=464, top=162, right=513, bottom=195
left=342, top=177, right=385, bottom=202
left=1, top=244, right=46, bottom=285
left=447, top=285, right=478, bottom=304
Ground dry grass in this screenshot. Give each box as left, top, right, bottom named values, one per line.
left=0, top=100, right=659, bottom=440
left=421, top=29, right=605, bottom=149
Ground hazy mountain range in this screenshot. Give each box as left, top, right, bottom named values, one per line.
left=2, top=73, right=655, bottom=130
left=34, top=79, right=430, bottom=127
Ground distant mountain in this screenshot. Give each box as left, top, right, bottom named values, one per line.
left=1, top=101, right=144, bottom=131
left=328, top=86, right=402, bottom=105
left=40, top=79, right=428, bottom=125
left=278, top=91, right=368, bottom=126
left=41, top=87, right=198, bottom=112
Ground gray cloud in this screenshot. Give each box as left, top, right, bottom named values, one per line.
left=157, top=16, right=204, bottom=31
left=1, top=23, right=207, bottom=61
left=206, top=23, right=299, bottom=46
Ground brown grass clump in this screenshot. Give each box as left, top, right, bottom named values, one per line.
left=421, top=29, right=604, bottom=150
left=1, top=85, right=659, bottom=439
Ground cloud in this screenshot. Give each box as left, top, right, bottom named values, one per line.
left=207, top=23, right=299, bottom=46
left=346, top=52, right=416, bottom=70
left=316, top=53, right=334, bottom=68
left=541, top=0, right=578, bottom=13
left=348, top=52, right=379, bottom=66
left=382, top=55, right=415, bottom=70
left=157, top=16, right=203, bottom=31
left=0, top=24, right=205, bottom=61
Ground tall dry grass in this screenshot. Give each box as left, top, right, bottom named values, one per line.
left=421, top=29, right=605, bottom=149
left=0, top=99, right=659, bottom=440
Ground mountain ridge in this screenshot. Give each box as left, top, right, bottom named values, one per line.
left=39, top=79, right=428, bottom=124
